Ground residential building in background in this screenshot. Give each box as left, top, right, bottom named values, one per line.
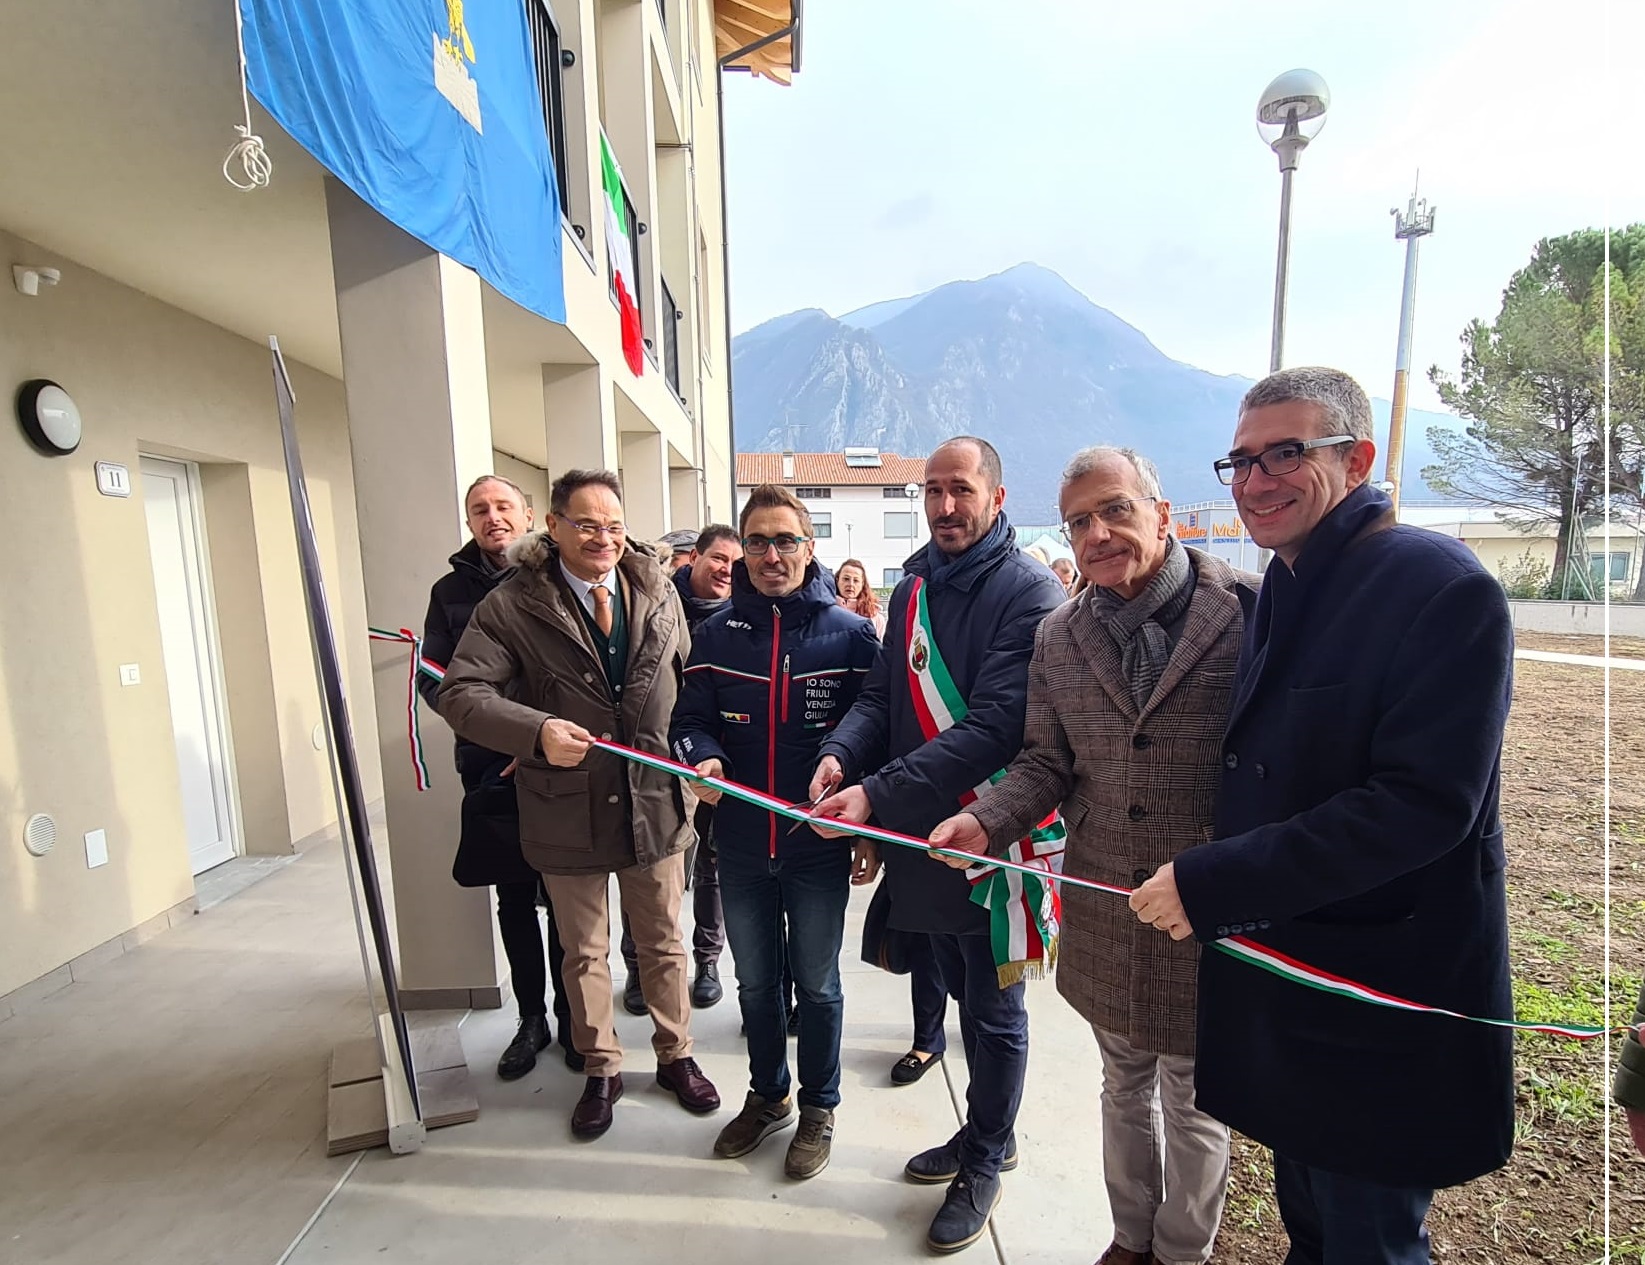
left=0, top=0, right=798, bottom=1010
left=736, top=449, right=928, bottom=588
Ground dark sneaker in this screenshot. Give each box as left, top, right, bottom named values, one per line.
left=496, top=1014, right=551, bottom=1081
left=903, top=1132, right=1018, bottom=1184
left=784, top=1105, right=834, bottom=1179
left=890, top=1049, right=944, bottom=1086
left=622, top=973, right=647, bottom=1016
left=713, top=1091, right=795, bottom=1158
left=692, top=962, right=724, bottom=1008
left=926, top=1169, right=1002, bottom=1254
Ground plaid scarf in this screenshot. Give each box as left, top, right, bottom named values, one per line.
left=1091, top=536, right=1195, bottom=710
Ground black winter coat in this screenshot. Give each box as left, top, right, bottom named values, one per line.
left=673, top=563, right=731, bottom=631
left=420, top=538, right=535, bottom=887
left=820, top=513, right=1067, bottom=934
left=1173, top=484, right=1516, bottom=1190
left=670, top=561, right=879, bottom=858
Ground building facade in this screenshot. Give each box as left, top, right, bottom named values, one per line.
left=0, top=0, right=798, bottom=1007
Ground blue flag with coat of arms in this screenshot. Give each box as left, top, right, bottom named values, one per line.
left=239, top=0, right=565, bottom=324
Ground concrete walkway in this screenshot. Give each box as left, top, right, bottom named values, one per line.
left=0, top=830, right=1114, bottom=1265
left=1514, top=648, right=1645, bottom=671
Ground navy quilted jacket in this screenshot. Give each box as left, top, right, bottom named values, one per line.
left=669, top=560, right=880, bottom=858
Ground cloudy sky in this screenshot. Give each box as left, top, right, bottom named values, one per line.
left=722, top=0, right=1643, bottom=412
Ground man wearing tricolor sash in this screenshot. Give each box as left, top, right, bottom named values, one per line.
left=808, top=437, right=1067, bottom=1255
left=934, top=446, right=1256, bottom=1265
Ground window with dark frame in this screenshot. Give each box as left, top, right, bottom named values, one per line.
left=661, top=274, right=681, bottom=397
left=883, top=567, right=905, bottom=587
left=811, top=512, right=832, bottom=540
left=794, top=487, right=832, bottom=499
left=524, top=0, right=571, bottom=222
left=883, top=486, right=912, bottom=498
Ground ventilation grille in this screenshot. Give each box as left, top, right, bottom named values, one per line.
left=23, top=813, right=56, bottom=857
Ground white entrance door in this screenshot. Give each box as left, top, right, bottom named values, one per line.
left=141, top=457, right=238, bottom=875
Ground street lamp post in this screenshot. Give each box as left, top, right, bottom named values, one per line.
left=1257, top=70, right=1331, bottom=373
left=904, top=482, right=922, bottom=549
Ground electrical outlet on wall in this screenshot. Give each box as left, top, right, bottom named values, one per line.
left=119, top=664, right=141, bottom=687
left=85, top=829, right=109, bottom=869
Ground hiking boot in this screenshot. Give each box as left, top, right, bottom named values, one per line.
left=496, top=1014, right=551, bottom=1081
left=926, top=1169, right=1002, bottom=1254
left=713, top=1091, right=795, bottom=1158
left=904, top=1130, right=1018, bottom=1184
left=784, top=1105, right=834, bottom=1179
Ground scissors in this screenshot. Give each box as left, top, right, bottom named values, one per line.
left=786, top=787, right=832, bottom=835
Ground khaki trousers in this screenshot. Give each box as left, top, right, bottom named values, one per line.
left=544, top=853, right=691, bottom=1078
left=1093, top=1025, right=1230, bottom=1265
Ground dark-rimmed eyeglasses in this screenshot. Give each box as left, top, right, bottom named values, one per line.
left=1059, top=497, right=1157, bottom=543
left=742, top=534, right=811, bottom=556
left=1213, top=436, right=1356, bottom=486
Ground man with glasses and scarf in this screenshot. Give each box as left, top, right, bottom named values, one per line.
left=1130, top=368, right=1516, bottom=1264
left=929, top=445, right=1256, bottom=1265
left=807, top=437, right=1067, bottom=1254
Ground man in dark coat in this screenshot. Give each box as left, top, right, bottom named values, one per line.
left=420, top=474, right=576, bottom=1079
left=619, top=524, right=742, bottom=1013
left=809, top=437, right=1067, bottom=1255
left=670, top=485, right=879, bottom=1180
left=1130, top=368, right=1516, bottom=1264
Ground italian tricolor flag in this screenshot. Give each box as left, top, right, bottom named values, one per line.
left=600, top=132, right=644, bottom=376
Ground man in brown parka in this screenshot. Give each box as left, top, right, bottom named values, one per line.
left=439, top=468, right=720, bottom=1139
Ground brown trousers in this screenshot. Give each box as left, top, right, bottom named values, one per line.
left=543, top=852, right=691, bottom=1078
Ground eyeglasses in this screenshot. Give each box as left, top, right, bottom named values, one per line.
left=742, top=534, right=811, bottom=556
left=1213, top=436, right=1356, bottom=486
left=567, top=520, right=627, bottom=539
left=1059, top=497, right=1157, bottom=543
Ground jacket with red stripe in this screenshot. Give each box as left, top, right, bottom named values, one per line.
left=669, top=560, right=879, bottom=857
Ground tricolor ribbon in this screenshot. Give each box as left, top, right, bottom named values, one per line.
left=369, top=631, right=1641, bottom=1044
left=368, top=627, right=445, bottom=791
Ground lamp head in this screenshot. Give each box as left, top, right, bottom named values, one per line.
left=1257, top=69, right=1331, bottom=162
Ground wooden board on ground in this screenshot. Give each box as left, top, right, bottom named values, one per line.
left=325, top=1022, right=479, bottom=1156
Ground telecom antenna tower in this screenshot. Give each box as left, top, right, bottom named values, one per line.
left=1383, top=178, right=1437, bottom=516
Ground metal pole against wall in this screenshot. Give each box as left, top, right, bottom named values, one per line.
left=269, top=338, right=423, bottom=1148
left=1384, top=182, right=1437, bottom=516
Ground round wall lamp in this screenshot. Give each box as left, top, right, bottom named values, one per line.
left=16, top=379, right=83, bottom=455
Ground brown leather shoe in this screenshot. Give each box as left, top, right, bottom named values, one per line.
left=655, top=1056, right=720, bottom=1113
left=1094, top=1245, right=1152, bottom=1265
left=570, top=1074, right=624, bottom=1138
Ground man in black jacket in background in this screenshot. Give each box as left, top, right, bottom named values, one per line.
left=420, top=475, right=578, bottom=1078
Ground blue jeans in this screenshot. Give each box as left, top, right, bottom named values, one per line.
left=719, top=841, right=852, bottom=1110
left=1274, top=1153, right=1434, bottom=1265
left=928, top=931, right=1028, bottom=1176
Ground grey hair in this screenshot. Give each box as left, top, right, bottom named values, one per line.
left=1060, top=446, right=1164, bottom=500
left=1239, top=367, right=1374, bottom=442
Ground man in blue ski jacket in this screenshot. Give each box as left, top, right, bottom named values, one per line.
left=669, top=483, right=880, bottom=1182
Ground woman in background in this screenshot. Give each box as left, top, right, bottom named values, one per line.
left=834, top=558, right=887, bottom=638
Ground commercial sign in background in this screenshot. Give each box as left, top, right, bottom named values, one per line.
left=1172, top=504, right=1261, bottom=571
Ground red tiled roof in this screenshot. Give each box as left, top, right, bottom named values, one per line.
left=736, top=451, right=928, bottom=487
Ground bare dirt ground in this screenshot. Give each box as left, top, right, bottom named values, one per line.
left=1209, top=632, right=1645, bottom=1264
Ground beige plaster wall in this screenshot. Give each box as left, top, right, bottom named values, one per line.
left=0, top=229, right=380, bottom=996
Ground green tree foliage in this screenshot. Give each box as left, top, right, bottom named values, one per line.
left=1424, top=226, right=1645, bottom=598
